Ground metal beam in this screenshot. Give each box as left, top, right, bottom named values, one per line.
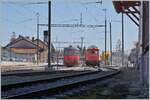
left=122, top=13, right=124, bottom=67
left=38, top=24, right=105, bottom=28
left=125, top=13, right=139, bottom=26
left=123, top=11, right=138, bottom=13
left=109, top=22, right=112, bottom=65
left=127, top=8, right=139, bottom=21
left=104, top=9, right=107, bottom=66
left=36, top=13, right=39, bottom=64
left=48, top=1, right=51, bottom=68
left=120, top=1, right=141, bottom=6
left=0, top=45, right=1, bottom=64
left=52, top=41, right=89, bottom=44
left=132, top=6, right=140, bottom=15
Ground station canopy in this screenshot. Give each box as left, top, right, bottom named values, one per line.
left=113, top=1, right=141, bottom=13
left=113, top=1, right=141, bottom=26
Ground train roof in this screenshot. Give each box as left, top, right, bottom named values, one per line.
left=87, top=45, right=98, bottom=49
left=64, top=45, right=79, bottom=50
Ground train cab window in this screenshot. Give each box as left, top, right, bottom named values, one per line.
left=92, top=51, right=95, bottom=54
left=64, top=49, right=79, bottom=55
left=95, top=51, right=98, bottom=54
left=91, top=51, right=98, bottom=54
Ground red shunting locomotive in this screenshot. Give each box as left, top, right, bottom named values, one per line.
left=63, top=45, right=80, bottom=67
left=85, top=45, right=100, bottom=66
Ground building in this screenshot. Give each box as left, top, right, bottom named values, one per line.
left=128, top=42, right=139, bottom=68
left=3, top=34, right=55, bottom=63
left=4, top=35, right=39, bottom=62
left=111, top=51, right=128, bottom=67
left=33, top=38, right=55, bottom=63
left=113, top=1, right=149, bottom=86
left=138, top=1, right=149, bottom=86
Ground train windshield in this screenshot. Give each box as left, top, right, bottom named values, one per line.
left=87, top=49, right=99, bottom=55
left=91, top=51, right=98, bottom=54
left=64, top=48, right=79, bottom=55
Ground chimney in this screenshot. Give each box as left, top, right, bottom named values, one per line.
left=32, top=37, right=35, bottom=42
left=10, top=32, right=17, bottom=42
left=43, top=30, right=48, bottom=43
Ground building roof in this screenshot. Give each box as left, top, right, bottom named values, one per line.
left=33, top=39, right=48, bottom=47
left=5, top=35, right=43, bottom=54
left=5, top=35, right=55, bottom=54
left=5, top=35, right=38, bottom=49
left=33, top=39, right=55, bottom=52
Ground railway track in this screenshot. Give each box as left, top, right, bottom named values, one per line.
left=2, top=70, right=99, bottom=90
left=2, top=68, right=120, bottom=99
left=2, top=69, right=74, bottom=76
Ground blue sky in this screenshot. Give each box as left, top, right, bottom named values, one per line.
left=0, top=0, right=138, bottom=53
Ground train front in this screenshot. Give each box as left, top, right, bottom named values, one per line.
left=85, top=45, right=100, bottom=66
left=63, top=46, right=80, bottom=67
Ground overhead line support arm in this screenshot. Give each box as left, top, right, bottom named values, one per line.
left=38, top=24, right=105, bottom=28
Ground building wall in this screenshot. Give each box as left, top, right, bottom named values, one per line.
left=39, top=49, right=48, bottom=63
left=112, top=51, right=128, bottom=66
left=139, top=1, right=149, bottom=85
left=142, top=1, right=149, bottom=85
left=33, top=40, right=48, bottom=63
left=142, top=1, right=149, bottom=52
left=1, top=48, right=36, bottom=62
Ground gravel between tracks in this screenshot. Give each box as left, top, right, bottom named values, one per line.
left=59, top=67, right=149, bottom=99
left=2, top=69, right=114, bottom=98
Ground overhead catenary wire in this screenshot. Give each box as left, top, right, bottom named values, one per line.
left=4, top=3, right=37, bottom=31
left=2, top=1, right=48, bottom=5
left=80, top=1, right=104, bottom=25
left=82, top=4, right=99, bottom=24
left=4, top=1, right=106, bottom=49
left=6, top=3, right=35, bottom=20
left=23, top=4, right=48, bottom=20
left=4, top=18, right=36, bottom=32
left=7, top=2, right=48, bottom=21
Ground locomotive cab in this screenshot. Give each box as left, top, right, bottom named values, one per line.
left=85, top=45, right=100, bottom=66
left=63, top=45, right=80, bottom=67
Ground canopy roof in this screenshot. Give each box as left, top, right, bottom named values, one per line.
left=113, top=1, right=141, bottom=13
left=113, top=1, right=141, bottom=26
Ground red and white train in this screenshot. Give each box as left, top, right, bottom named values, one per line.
left=63, top=45, right=80, bottom=67
left=63, top=45, right=100, bottom=67
left=85, top=45, right=100, bottom=66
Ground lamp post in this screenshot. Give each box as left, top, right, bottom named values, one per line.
left=109, top=22, right=112, bottom=66
left=122, top=13, right=124, bottom=67
left=102, top=8, right=107, bottom=66
left=0, top=44, right=1, bottom=64
left=36, top=12, right=39, bottom=64
left=48, top=1, right=51, bottom=68
left=81, top=37, right=83, bottom=66
left=109, top=20, right=121, bottom=66
left=110, top=20, right=122, bottom=66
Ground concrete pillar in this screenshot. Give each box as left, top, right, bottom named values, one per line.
left=0, top=45, right=1, bottom=65
left=139, top=1, right=144, bottom=85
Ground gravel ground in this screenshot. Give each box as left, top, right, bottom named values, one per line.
left=106, top=67, right=149, bottom=99
left=59, top=67, right=149, bottom=99
left=1, top=63, right=148, bottom=99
